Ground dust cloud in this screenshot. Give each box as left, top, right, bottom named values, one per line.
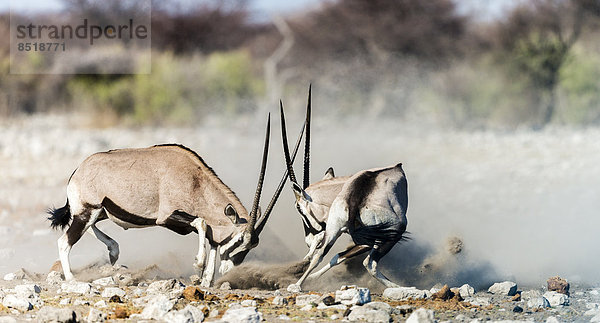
left=1, top=115, right=600, bottom=290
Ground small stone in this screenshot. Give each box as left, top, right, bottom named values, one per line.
left=189, top=274, right=201, bottom=286
left=513, top=305, right=523, bottom=312
left=547, top=276, right=569, bottom=295
left=14, top=284, right=41, bottom=298
left=543, top=291, right=569, bottom=307
left=295, top=294, right=321, bottom=306
left=61, top=281, right=92, bottom=295
left=241, top=299, right=257, bottom=307
left=114, top=306, right=128, bottom=319
left=209, top=309, right=219, bottom=318
left=183, top=286, right=204, bottom=301
left=335, top=285, right=371, bottom=305
left=511, top=292, right=522, bottom=302
left=458, top=284, right=475, bottom=298
left=278, top=314, right=291, bottom=320
left=321, top=295, right=337, bottom=306
left=546, top=316, right=561, bottom=323
left=272, top=296, right=287, bottom=306
left=93, top=277, right=115, bottom=287
left=527, top=297, right=550, bottom=309
left=109, top=295, right=122, bottom=303
left=464, top=297, right=491, bottom=307
left=46, top=271, right=63, bottom=285
left=221, top=306, right=262, bottom=323
left=395, top=304, right=414, bottom=315
left=454, top=314, right=469, bottom=321
left=86, top=308, right=106, bottom=322
left=36, top=306, right=76, bottom=322
left=147, top=279, right=185, bottom=294
left=521, top=290, right=542, bottom=300
left=383, top=287, right=428, bottom=300
left=101, top=287, right=126, bottom=298
left=113, top=273, right=134, bottom=286
left=432, top=285, right=452, bottom=300
left=300, top=304, right=313, bottom=311
left=94, top=300, right=108, bottom=308
left=347, top=305, right=391, bottom=322
left=2, top=295, right=32, bottom=311
left=59, top=298, right=70, bottom=305
left=220, top=282, right=232, bottom=290
left=3, top=273, right=16, bottom=281
left=488, top=281, right=518, bottom=296
left=364, top=301, right=393, bottom=314
left=141, top=295, right=175, bottom=320
left=73, top=299, right=90, bottom=306
left=406, top=308, right=435, bottom=323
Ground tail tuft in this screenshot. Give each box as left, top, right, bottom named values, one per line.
left=47, top=201, right=71, bottom=230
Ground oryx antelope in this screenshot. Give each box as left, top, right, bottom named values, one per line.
left=48, top=115, right=287, bottom=286
left=280, top=91, right=409, bottom=292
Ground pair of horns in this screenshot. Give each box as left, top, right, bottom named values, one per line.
left=281, top=85, right=312, bottom=191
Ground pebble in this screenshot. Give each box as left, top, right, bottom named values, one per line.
left=547, top=276, right=569, bottom=295
left=59, top=298, right=70, bottom=305
left=101, top=287, right=126, bottom=298
left=2, top=294, right=32, bottom=311
left=2, top=274, right=16, bottom=281
left=464, top=297, right=491, bottom=306
left=406, top=308, right=435, bottom=323
left=347, top=305, right=391, bottom=322
left=383, top=287, right=428, bottom=300
left=36, top=306, right=76, bottom=322
left=488, top=281, right=518, bottom=296
left=278, top=314, right=291, bottom=320
left=221, top=306, right=262, bottom=323
left=46, top=271, right=63, bottom=285
left=521, top=290, right=542, bottom=300
left=147, top=279, right=185, bottom=294
left=61, top=281, right=92, bottom=295
left=141, top=295, right=175, bottom=320
left=94, top=300, right=108, bottom=308
left=545, top=316, right=560, bottom=323
left=92, top=277, right=115, bottom=287
left=272, top=296, right=287, bottom=306
left=527, top=297, right=550, bottom=309
left=335, top=285, right=371, bottom=305
left=241, top=299, right=257, bottom=307
left=164, top=305, right=204, bottom=323
left=86, top=308, right=106, bottom=322
left=543, top=291, right=569, bottom=306
left=458, top=284, right=475, bottom=298
left=220, top=282, right=232, bottom=290
left=295, top=294, right=321, bottom=306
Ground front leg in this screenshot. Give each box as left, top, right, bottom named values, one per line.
left=190, top=218, right=207, bottom=276
left=303, top=232, right=325, bottom=261
left=201, top=245, right=217, bottom=288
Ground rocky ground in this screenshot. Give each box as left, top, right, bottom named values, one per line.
left=0, top=266, right=599, bottom=322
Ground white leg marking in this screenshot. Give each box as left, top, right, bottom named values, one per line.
left=363, top=247, right=399, bottom=288
left=58, top=233, right=74, bottom=281
left=201, top=246, right=217, bottom=288
left=190, top=218, right=207, bottom=275
left=88, top=224, right=120, bottom=265
left=303, top=231, right=325, bottom=261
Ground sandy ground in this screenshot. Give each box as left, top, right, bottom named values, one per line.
left=1, top=114, right=599, bottom=321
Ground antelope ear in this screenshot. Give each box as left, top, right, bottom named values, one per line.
left=224, top=203, right=239, bottom=224
left=292, top=182, right=312, bottom=202
left=322, top=167, right=335, bottom=180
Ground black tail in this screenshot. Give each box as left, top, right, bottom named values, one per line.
left=47, top=201, right=71, bottom=230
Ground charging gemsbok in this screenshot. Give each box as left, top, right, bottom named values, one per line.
left=280, top=92, right=409, bottom=292
left=48, top=115, right=287, bottom=286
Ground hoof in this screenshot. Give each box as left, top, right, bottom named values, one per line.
left=287, top=284, right=302, bottom=293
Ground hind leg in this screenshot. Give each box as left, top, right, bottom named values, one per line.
left=363, top=241, right=400, bottom=288
left=308, top=244, right=371, bottom=279
left=87, top=221, right=120, bottom=265
left=201, top=245, right=217, bottom=288
left=59, top=208, right=104, bottom=281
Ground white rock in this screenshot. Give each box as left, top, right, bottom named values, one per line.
left=383, top=287, right=428, bottom=300
left=300, top=304, right=313, bottom=311
left=221, top=306, right=262, bottom=323
left=74, top=299, right=90, bottom=306
left=0, top=316, right=17, bottom=323
left=464, top=297, right=491, bottom=306
left=3, top=273, right=16, bottom=281
left=277, top=314, right=291, bottom=320
left=141, top=295, right=175, bottom=320
left=295, top=294, right=321, bottom=306
left=94, top=300, right=108, bottom=308
left=347, top=305, right=391, bottom=322
left=364, top=301, right=393, bottom=314
left=14, top=284, right=41, bottom=298
left=36, top=306, right=76, bottom=322
left=61, top=281, right=92, bottom=294
left=93, top=277, right=115, bottom=286
left=526, top=297, right=550, bottom=309
left=241, top=299, right=257, bottom=307
left=87, top=308, right=106, bottom=322
left=406, top=308, right=435, bottom=323
left=458, top=284, right=475, bottom=298
left=272, top=296, right=287, bottom=306
left=488, top=281, right=518, bottom=296
left=543, top=291, right=569, bottom=307
left=335, top=285, right=371, bottom=305
left=2, top=294, right=32, bottom=311
left=101, top=287, right=126, bottom=298
left=316, top=303, right=346, bottom=310
left=164, top=305, right=204, bottom=323
left=46, top=271, right=63, bottom=285
left=147, top=279, right=185, bottom=294
left=545, top=316, right=560, bottom=323
left=330, top=314, right=339, bottom=320
left=59, top=298, right=70, bottom=305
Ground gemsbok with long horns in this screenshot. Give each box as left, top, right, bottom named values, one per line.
left=280, top=90, right=409, bottom=292
left=48, top=115, right=289, bottom=286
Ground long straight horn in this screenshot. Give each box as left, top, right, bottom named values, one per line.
left=248, top=113, right=270, bottom=232
left=303, top=84, right=311, bottom=189
left=280, top=100, right=298, bottom=185
left=255, top=111, right=305, bottom=235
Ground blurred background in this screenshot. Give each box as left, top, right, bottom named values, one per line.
left=1, top=0, right=600, bottom=290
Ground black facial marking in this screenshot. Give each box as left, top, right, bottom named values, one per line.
left=163, top=210, right=197, bottom=235
left=101, top=197, right=156, bottom=226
